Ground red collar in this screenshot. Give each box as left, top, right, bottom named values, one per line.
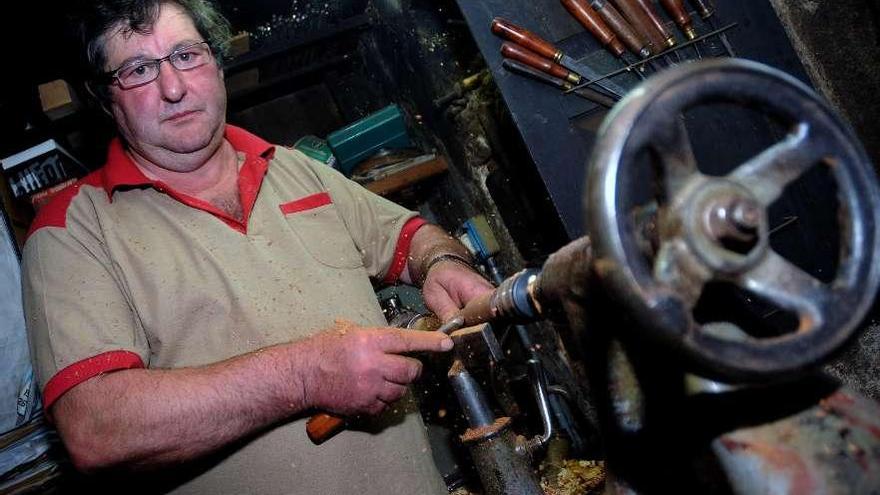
left=100, top=124, right=275, bottom=197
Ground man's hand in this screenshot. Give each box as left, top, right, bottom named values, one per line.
left=402, top=223, right=495, bottom=321
left=300, top=321, right=454, bottom=416
left=421, top=261, right=494, bottom=321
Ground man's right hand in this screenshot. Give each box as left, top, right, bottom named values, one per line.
left=297, top=321, right=454, bottom=416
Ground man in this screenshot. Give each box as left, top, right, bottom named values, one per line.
left=21, top=0, right=493, bottom=493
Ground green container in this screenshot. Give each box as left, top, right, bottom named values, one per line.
left=327, top=104, right=412, bottom=176
left=293, top=135, right=336, bottom=167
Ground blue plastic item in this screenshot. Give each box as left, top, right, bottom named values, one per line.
left=327, top=104, right=412, bottom=176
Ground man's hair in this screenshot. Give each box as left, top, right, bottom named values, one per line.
left=75, top=0, right=231, bottom=101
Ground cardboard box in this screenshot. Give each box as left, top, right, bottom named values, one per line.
left=37, top=80, right=79, bottom=121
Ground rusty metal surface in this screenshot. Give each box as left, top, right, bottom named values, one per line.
left=586, top=58, right=880, bottom=381
left=713, top=386, right=880, bottom=494
left=466, top=426, right=544, bottom=495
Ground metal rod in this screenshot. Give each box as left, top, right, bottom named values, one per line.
left=564, top=22, right=736, bottom=93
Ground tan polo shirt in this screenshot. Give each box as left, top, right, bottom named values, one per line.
left=21, top=125, right=445, bottom=494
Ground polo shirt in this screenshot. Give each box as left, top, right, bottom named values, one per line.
left=21, top=125, right=446, bottom=494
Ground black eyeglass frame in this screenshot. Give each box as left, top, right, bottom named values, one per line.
left=99, top=41, right=214, bottom=89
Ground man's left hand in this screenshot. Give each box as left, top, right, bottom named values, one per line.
left=421, top=260, right=494, bottom=321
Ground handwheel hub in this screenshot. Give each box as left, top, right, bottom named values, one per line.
left=680, top=179, right=768, bottom=274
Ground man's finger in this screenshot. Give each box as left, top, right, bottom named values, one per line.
left=382, top=355, right=424, bottom=385
left=376, top=381, right=408, bottom=403
left=375, top=329, right=453, bottom=354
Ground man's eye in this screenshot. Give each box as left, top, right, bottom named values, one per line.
left=131, top=65, right=150, bottom=75
left=178, top=52, right=193, bottom=62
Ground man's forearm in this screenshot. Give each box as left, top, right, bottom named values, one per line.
left=54, top=341, right=308, bottom=473
left=401, top=224, right=475, bottom=286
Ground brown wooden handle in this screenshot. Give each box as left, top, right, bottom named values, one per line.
left=306, top=413, right=346, bottom=445
left=687, top=0, right=714, bottom=19
left=660, top=0, right=696, bottom=39
left=455, top=290, right=497, bottom=328
left=591, top=0, right=651, bottom=57
left=611, top=0, right=667, bottom=51
left=501, top=42, right=579, bottom=84
left=561, top=0, right=626, bottom=57
left=635, top=0, right=676, bottom=46
left=491, top=17, right=561, bottom=61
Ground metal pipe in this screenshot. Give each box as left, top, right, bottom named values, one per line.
left=448, top=360, right=496, bottom=428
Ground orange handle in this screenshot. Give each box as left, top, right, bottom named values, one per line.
left=491, top=17, right=561, bottom=62
left=501, top=42, right=579, bottom=83
left=591, top=0, right=651, bottom=57
left=634, top=0, right=676, bottom=46
left=659, top=0, right=696, bottom=39
left=306, top=413, right=347, bottom=445
left=561, top=0, right=626, bottom=57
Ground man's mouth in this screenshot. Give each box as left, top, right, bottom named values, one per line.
left=164, top=109, right=199, bottom=122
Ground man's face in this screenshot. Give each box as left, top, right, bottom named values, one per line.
left=103, top=3, right=226, bottom=171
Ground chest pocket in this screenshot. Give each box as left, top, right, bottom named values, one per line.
left=280, top=192, right=363, bottom=269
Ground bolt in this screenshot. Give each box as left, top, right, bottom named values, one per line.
left=730, top=200, right=761, bottom=233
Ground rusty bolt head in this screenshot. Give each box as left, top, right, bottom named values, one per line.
left=704, top=197, right=762, bottom=250
left=731, top=200, right=761, bottom=232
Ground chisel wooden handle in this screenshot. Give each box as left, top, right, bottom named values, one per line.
left=501, top=42, right=580, bottom=84
left=561, top=0, right=626, bottom=58
left=591, top=0, right=652, bottom=58
left=687, top=0, right=714, bottom=19
left=611, top=0, right=667, bottom=51
left=660, top=0, right=696, bottom=39
left=635, top=0, right=676, bottom=47
left=491, top=17, right=562, bottom=62
left=306, top=412, right=346, bottom=445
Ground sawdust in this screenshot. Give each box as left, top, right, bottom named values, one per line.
left=541, top=459, right=606, bottom=495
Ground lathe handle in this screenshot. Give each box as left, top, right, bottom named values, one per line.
left=306, top=412, right=346, bottom=444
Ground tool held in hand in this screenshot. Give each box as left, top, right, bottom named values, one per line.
left=490, top=17, right=626, bottom=98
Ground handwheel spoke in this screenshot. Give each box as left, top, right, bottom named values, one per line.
left=651, top=118, right=699, bottom=199
left=737, top=250, right=832, bottom=330
left=653, top=239, right=708, bottom=311
left=728, top=123, right=827, bottom=206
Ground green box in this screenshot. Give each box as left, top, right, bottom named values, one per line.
left=327, top=104, right=412, bottom=176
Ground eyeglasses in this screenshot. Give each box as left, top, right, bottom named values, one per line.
left=104, top=41, right=213, bottom=89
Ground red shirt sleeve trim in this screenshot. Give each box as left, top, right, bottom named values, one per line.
left=42, top=350, right=145, bottom=410
left=383, top=217, right=428, bottom=284
left=279, top=192, right=332, bottom=215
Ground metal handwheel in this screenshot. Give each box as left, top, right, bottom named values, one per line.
left=586, top=59, right=880, bottom=381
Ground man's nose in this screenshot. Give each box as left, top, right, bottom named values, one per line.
left=157, top=61, right=186, bottom=102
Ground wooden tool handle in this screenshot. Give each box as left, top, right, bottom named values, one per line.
left=687, top=0, right=714, bottom=19
left=611, top=0, right=667, bottom=51
left=501, top=42, right=578, bottom=83
left=491, top=17, right=561, bottom=61
left=635, top=0, right=675, bottom=46
left=455, top=291, right=497, bottom=328
left=659, top=0, right=696, bottom=39
left=561, top=0, right=626, bottom=57
left=306, top=413, right=346, bottom=445
left=592, top=0, right=650, bottom=57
